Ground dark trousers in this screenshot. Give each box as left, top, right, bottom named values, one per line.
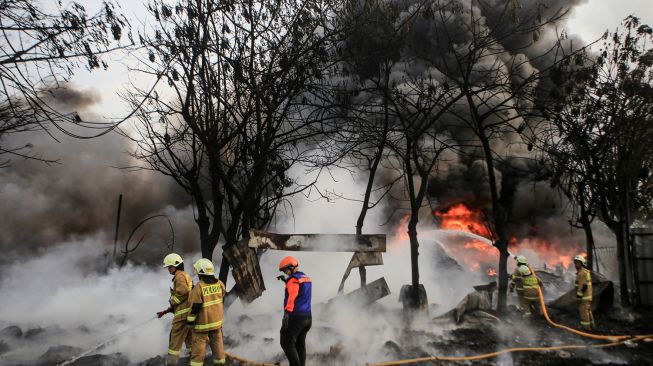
left=280, top=315, right=312, bottom=366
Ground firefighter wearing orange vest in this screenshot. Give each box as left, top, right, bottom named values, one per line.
left=187, top=258, right=226, bottom=366
left=574, top=254, right=594, bottom=330
left=157, top=253, right=194, bottom=366
left=278, top=256, right=312, bottom=366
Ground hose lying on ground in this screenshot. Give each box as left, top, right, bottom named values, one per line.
left=365, top=286, right=653, bottom=365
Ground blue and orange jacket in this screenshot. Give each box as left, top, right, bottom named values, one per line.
left=284, top=271, right=312, bottom=316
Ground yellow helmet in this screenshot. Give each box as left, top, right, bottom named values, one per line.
left=515, top=255, right=527, bottom=265
left=574, top=254, right=587, bottom=266
left=162, top=253, right=183, bottom=268
left=193, top=258, right=215, bottom=275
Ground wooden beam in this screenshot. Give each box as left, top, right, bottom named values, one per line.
left=248, top=229, right=386, bottom=252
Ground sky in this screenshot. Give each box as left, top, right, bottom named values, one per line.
left=568, top=0, right=653, bottom=43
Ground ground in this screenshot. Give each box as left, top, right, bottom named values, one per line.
left=2, top=304, right=652, bottom=365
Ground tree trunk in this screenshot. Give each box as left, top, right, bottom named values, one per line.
left=616, top=221, right=630, bottom=305
left=407, top=212, right=420, bottom=302
left=479, top=133, right=508, bottom=312
left=580, top=215, right=596, bottom=271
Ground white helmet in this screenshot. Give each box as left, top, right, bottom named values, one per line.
left=162, top=253, right=183, bottom=268
left=518, top=265, right=531, bottom=276
left=574, top=254, right=587, bottom=266
left=515, top=255, right=527, bottom=265
left=193, top=258, right=215, bottom=275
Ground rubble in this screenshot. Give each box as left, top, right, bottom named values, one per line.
left=328, top=277, right=391, bottom=307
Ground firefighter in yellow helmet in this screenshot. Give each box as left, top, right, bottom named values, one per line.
left=517, top=265, right=542, bottom=316
left=187, top=258, right=226, bottom=366
left=509, top=255, right=531, bottom=312
left=574, top=254, right=594, bottom=330
left=157, top=253, right=194, bottom=365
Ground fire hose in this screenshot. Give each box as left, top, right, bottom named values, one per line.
left=53, top=315, right=277, bottom=366
left=54, top=287, right=652, bottom=366
left=58, top=316, right=158, bottom=366
left=365, top=287, right=653, bottom=366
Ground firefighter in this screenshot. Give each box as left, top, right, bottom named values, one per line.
left=187, top=258, right=226, bottom=366
left=278, top=256, right=312, bottom=366
left=518, top=265, right=542, bottom=317
left=157, top=253, right=193, bottom=366
left=574, top=254, right=594, bottom=330
left=509, top=255, right=530, bottom=309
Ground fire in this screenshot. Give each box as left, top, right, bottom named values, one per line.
left=435, top=203, right=492, bottom=238
left=432, top=202, right=580, bottom=273
left=433, top=203, right=498, bottom=272
left=393, top=214, right=410, bottom=241
left=391, top=202, right=582, bottom=273
left=507, top=237, right=578, bottom=270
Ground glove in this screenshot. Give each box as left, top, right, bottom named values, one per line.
left=156, top=308, right=171, bottom=318
left=277, top=275, right=287, bottom=283
left=282, top=312, right=289, bottom=329
left=509, top=287, right=514, bottom=293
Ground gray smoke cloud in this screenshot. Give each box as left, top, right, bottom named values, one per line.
left=0, top=86, right=199, bottom=262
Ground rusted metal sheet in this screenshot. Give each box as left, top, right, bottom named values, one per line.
left=328, top=277, right=391, bottom=306
left=223, top=239, right=265, bottom=303
left=248, top=229, right=386, bottom=252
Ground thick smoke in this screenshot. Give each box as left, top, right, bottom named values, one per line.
left=0, top=167, right=492, bottom=365
left=0, top=86, right=199, bottom=262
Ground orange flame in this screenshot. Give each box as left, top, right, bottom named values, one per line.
left=435, top=203, right=492, bottom=238
left=433, top=203, right=580, bottom=273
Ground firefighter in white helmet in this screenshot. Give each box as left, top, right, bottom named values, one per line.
left=187, top=258, right=226, bottom=366
left=517, top=265, right=542, bottom=316
left=574, top=254, right=594, bottom=330
left=509, top=255, right=533, bottom=312
left=158, top=253, right=194, bottom=365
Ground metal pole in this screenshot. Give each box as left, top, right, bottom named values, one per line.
left=113, top=194, right=123, bottom=261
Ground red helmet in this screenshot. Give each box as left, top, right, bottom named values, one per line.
left=279, top=256, right=299, bottom=271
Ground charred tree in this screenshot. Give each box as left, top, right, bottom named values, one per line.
left=127, top=0, right=342, bottom=284
left=542, top=16, right=653, bottom=304
left=0, top=0, right=130, bottom=167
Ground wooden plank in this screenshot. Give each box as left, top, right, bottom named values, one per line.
left=248, top=229, right=386, bottom=252
left=223, top=239, right=265, bottom=303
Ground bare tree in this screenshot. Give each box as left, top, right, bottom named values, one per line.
left=409, top=0, right=573, bottom=312
left=126, top=0, right=341, bottom=283
left=541, top=16, right=653, bottom=304
left=0, top=0, right=130, bottom=167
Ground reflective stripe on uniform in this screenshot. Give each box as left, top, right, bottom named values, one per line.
left=194, top=320, right=223, bottom=330
left=214, top=358, right=226, bottom=365
left=187, top=314, right=197, bottom=322
left=168, top=348, right=180, bottom=356
left=523, top=276, right=539, bottom=289
left=171, top=295, right=181, bottom=304
left=190, top=361, right=204, bottom=366
left=174, top=307, right=191, bottom=317
left=203, top=299, right=223, bottom=308
left=582, top=295, right=592, bottom=300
